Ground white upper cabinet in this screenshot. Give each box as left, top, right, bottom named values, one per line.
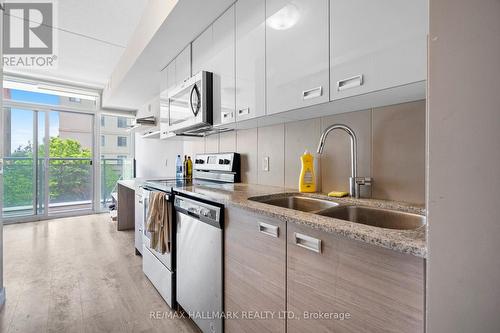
left=166, top=60, right=176, bottom=92
left=192, top=25, right=214, bottom=75
left=175, top=45, right=192, bottom=84
left=266, top=0, right=330, bottom=115
left=235, top=0, right=266, bottom=121
left=159, top=64, right=171, bottom=139
left=330, top=0, right=427, bottom=100
left=212, top=5, right=236, bottom=125
left=192, top=6, right=236, bottom=126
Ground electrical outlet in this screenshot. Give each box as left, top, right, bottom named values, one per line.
left=263, top=156, right=270, bottom=172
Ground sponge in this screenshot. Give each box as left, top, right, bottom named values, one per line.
left=327, top=191, right=349, bottom=198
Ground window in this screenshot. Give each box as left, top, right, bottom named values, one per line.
left=101, top=115, right=105, bottom=127
left=101, top=135, right=105, bottom=146
left=117, top=117, right=128, bottom=128
left=117, top=136, right=127, bottom=147
left=117, top=155, right=127, bottom=164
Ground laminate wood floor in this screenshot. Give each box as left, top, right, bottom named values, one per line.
left=0, top=214, right=200, bottom=333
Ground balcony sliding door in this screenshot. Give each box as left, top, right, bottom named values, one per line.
left=1, top=108, right=94, bottom=221
left=2, top=108, right=40, bottom=218
left=47, top=111, right=94, bottom=215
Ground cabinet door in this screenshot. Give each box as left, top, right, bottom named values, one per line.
left=212, top=5, right=236, bottom=125
left=160, top=62, right=174, bottom=139
left=175, top=44, right=192, bottom=83
left=330, top=0, right=427, bottom=100
left=235, top=0, right=266, bottom=121
left=266, top=0, right=329, bottom=115
left=166, top=61, right=176, bottom=92
left=225, top=207, right=286, bottom=333
left=192, top=25, right=214, bottom=76
left=287, top=222, right=425, bottom=333
left=287, top=223, right=336, bottom=332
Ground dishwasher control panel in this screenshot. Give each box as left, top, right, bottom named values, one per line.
left=174, top=195, right=221, bottom=228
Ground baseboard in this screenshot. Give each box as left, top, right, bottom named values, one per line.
left=0, top=287, right=5, bottom=307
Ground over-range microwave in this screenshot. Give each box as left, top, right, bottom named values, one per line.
left=166, top=71, right=214, bottom=135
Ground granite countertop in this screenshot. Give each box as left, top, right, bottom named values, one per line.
left=172, top=182, right=427, bottom=258
left=117, top=178, right=147, bottom=191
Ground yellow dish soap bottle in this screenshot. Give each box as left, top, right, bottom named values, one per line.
left=299, top=150, right=316, bottom=193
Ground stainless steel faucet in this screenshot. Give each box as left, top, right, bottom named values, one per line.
left=317, top=124, right=372, bottom=198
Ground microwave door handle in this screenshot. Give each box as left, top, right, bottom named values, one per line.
left=190, top=84, right=200, bottom=116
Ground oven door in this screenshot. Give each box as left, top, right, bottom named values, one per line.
left=167, top=71, right=213, bottom=134
left=143, top=189, right=173, bottom=270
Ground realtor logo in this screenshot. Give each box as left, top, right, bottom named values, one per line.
left=2, top=1, right=57, bottom=67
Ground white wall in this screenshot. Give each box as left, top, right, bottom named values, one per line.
left=135, top=134, right=183, bottom=179
left=427, top=0, right=500, bottom=331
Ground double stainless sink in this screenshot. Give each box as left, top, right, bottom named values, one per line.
left=249, top=195, right=425, bottom=230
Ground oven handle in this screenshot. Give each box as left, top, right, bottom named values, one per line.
left=190, top=84, right=201, bottom=116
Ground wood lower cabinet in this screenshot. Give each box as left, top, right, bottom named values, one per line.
left=224, top=207, right=286, bottom=333
left=287, top=222, right=425, bottom=333
left=117, top=183, right=135, bottom=231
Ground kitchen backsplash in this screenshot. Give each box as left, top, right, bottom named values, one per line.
left=135, top=134, right=183, bottom=178
left=183, top=100, right=425, bottom=205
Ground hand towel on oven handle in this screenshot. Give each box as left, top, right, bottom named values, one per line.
left=147, top=192, right=171, bottom=254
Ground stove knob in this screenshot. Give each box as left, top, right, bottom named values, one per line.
left=223, top=159, right=230, bottom=165
left=219, top=159, right=224, bottom=164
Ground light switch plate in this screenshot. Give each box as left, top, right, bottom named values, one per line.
left=263, top=156, right=270, bottom=172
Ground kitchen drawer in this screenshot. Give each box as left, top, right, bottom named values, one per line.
left=142, top=246, right=174, bottom=307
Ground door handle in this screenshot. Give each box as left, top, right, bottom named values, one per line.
left=258, top=222, right=279, bottom=238
left=302, top=86, right=322, bottom=100
left=238, top=108, right=250, bottom=116
left=337, top=75, right=363, bottom=91
left=294, top=232, right=322, bottom=253
left=190, top=84, right=201, bottom=116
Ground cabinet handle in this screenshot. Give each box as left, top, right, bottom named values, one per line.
left=302, top=86, right=323, bottom=100
left=294, top=232, right=321, bottom=253
left=258, top=222, right=279, bottom=238
left=337, top=75, right=363, bottom=91
left=238, top=107, right=250, bottom=116
left=222, top=111, right=234, bottom=119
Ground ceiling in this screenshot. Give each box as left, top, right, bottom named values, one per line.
left=102, top=0, right=235, bottom=109
left=5, top=0, right=148, bottom=89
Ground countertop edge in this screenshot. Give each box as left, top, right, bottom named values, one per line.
left=173, top=186, right=428, bottom=259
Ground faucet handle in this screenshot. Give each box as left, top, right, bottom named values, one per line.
left=349, top=177, right=373, bottom=198
left=354, top=177, right=372, bottom=186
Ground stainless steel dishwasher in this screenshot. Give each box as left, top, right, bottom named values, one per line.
left=175, top=194, right=223, bottom=333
